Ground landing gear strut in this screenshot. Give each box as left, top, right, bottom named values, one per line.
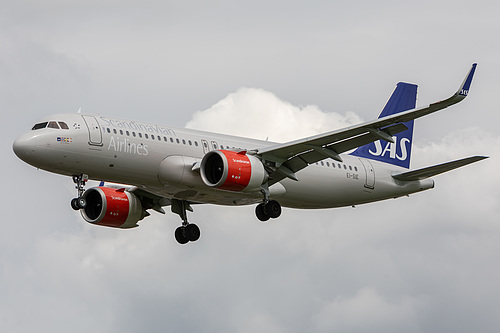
left=171, top=199, right=200, bottom=244
left=255, top=184, right=282, bottom=222
left=71, top=174, right=88, bottom=210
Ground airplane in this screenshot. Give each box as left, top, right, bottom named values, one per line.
left=13, top=64, right=487, bottom=244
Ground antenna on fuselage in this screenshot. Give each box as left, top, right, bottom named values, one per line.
left=77, top=107, right=82, bottom=114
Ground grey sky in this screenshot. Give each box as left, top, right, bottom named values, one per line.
left=1, top=1, right=499, bottom=332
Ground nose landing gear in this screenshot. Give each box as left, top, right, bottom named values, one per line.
left=71, top=174, right=88, bottom=210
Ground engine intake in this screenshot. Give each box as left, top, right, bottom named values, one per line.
left=200, top=150, right=268, bottom=192
left=80, top=187, right=145, bottom=228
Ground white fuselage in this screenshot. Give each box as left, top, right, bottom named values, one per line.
left=13, top=114, right=434, bottom=209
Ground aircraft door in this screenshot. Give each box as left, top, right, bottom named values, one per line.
left=82, top=115, right=103, bottom=146
left=201, top=139, right=209, bottom=154
left=359, top=158, right=375, bottom=189
left=201, top=139, right=220, bottom=154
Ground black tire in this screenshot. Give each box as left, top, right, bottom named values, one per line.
left=185, top=224, right=200, bottom=242
left=255, top=203, right=270, bottom=222
left=266, top=200, right=282, bottom=219
left=175, top=226, right=189, bottom=245
left=71, top=198, right=80, bottom=211
left=77, top=197, right=87, bottom=209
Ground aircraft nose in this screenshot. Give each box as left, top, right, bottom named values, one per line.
left=13, top=133, right=37, bottom=163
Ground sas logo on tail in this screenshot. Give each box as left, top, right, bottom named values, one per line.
left=368, top=136, right=410, bottom=161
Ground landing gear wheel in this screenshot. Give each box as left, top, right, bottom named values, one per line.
left=185, top=224, right=200, bottom=242
left=266, top=200, right=282, bottom=219
left=175, top=226, right=189, bottom=245
left=71, top=198, right=80, bottom=210
left=71, top=197, right=87, bottom=210
left=77, top=197, right=86, bottom=209
left=71, top=174, right=88, bottom=211
left=255, top=203, right=270, bottom=222
left=171, top=199, right=201, bottom=244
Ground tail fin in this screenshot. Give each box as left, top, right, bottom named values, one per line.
left=350, top=82, right=417, bottom=168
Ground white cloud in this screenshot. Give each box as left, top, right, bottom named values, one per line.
left=186, top=87, right=362, bottom=142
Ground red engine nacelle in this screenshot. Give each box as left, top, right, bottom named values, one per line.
left=200, top=150, right=268, bottom=192
left=80, top=187, right=145, bottom=229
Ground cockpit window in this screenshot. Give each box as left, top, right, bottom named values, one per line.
left=47, top=121, right=60, bottom=129
left=32, top=122, right=48, bottom=130
left=32, top=121, right=70, bottom=130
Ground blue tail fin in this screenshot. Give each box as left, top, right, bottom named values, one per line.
left=350, top=82, right=417, bottom=168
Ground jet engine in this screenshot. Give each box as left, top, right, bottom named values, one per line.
left=200, top=150, right=268, bottom=192
left=80, top=187, right=145, bottom=228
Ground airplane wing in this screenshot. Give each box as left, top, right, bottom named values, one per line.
left=128, top=187, right=200, bottom=216
left=391, top=156, right=488, bottom=181
left=255, top=64, right=477, bottom=184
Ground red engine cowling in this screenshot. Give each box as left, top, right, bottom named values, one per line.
left=200, top=150, right=268, bottom=192
left=80, top=187, right=144, bottom=229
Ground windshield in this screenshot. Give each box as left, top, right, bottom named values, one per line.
left=32, top=121, right=69, bottom=130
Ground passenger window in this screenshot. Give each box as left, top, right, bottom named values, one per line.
left=58, top=122, right=69, bottom=129
left=113, top=129, right=117, bottom=134
left=320, top=161, right=324, bottom=166
left=176, top=139, right=180, bottom=144
left=119, top=130, right=123, bottom=135
left=139, top=133, right=142, bottom=138
left=107, top=128, right=111, bottom=133
left=126, top=131, right=130, bottom=136
left=326, top=162, right=330, bottom=167
left=32, top=122, right=48, bottom=130
left=164, top=137, right=167, bottom=142
left=157, top=135, right=161, bottom=141
left=188, top=140, right=192, bottom=146
left=145, top=134, right=149, bottom=139
left=354, top=166, right=358, bottom=172
left=170, top=137, right=174, bottom=143
left=343, top=165, right=347, bottom=170
left=151, top=135, right=154, bottom=140
left=349, top=166, right=353, bottom=171
left=195, top=141, right=198, bottom=147
left=48, top=121, right=59, bottom=129
left=182, top=139, right=186, bottom=145
left=132, top=132, right=136, bottom=137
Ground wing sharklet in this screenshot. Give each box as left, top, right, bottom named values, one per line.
left=392, top=156, right=488, bottom=181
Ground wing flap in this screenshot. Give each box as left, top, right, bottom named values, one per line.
left=392, top=156, right=488, bottom=181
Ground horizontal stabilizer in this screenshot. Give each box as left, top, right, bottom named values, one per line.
left=392, top=156, right=488, bottom=181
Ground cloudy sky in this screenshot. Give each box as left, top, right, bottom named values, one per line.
left=2, top=1, right=499, bottom=332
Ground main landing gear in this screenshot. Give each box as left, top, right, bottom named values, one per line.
left=171, top=199, right=200, bottom=245
left=255, top=184, right=282, bottom=222
left=71, top=174, right=88, bottom=210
